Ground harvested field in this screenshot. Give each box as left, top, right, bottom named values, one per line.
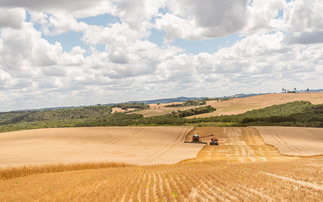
left=1, top=159, right=322, bottom=201
left=189, top=92, right=323, bottom=118
left=185, top=127, right=293, bottom=163
left=254, top=126, right=323, bottom=156
left=111, top=107, right=136, bottom=113
left=134, top=102, right=196, bottom=117
left=1, top=126, right=322, bottom=201
left=0, top=126, right=203, bottom=167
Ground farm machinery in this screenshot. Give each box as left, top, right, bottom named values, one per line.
left=184, top=134, right=219, bottom=145
left=210, top=138, right=219, bottom=145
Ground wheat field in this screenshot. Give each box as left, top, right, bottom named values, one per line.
left=1, top=126, right=323, bottom=201
left=1, top=159, right=322, bottom=201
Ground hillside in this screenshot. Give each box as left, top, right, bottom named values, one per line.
left=188, top=92, right=323, bottom=118
left=1, top=92, right=323, bottom=133
left=132, top=92, right=323, bottom=118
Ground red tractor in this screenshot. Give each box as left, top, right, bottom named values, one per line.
left=210, top=137, right=219, bottom=145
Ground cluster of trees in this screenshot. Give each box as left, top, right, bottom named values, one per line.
left=281, top=88, right=311, bottom=93
left=282, top=88, right=298, bottom=93
left=164, top=99, right=206, bottom=107
left=112, top=103, right=150, bottom=110
left=170, top=106, right=215, bottom=118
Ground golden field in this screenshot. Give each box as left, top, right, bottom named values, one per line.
left=132, top=92, right=323, bottom=118
left=0, top=126, right=202, bottom=167
left=189, top=92, right=323, bottom=118
left=1, top=126, right=323, bottom=201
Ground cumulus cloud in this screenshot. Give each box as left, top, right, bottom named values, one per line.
left=244, top=0, right=286, bottom=33
left=1, top=0, right=323, bottom=111
left=116, top=0, right=166, bottom=34
left=285, top=0, right=323, bottom=33
left=0, top=8, right=26, bottom=29
left=0, top=0, right=104, bottom=14
left=285, top=31, right=323, bottom=44
left=156, top=0, right=249, bottom=40
left=283, top=0, right=323, bottom=44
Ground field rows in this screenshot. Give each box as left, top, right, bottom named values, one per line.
left=1, top=126, right=323, bottom=201
left=185, top=127, right=295, bottom=163
left=1, top=160, right=322, bottom=201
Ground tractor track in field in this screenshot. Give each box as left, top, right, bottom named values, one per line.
left=253, top=127, right=323, bottom=156
left=104, top=128, right=144, bottom=145
left=54, top=128, right=145, bottom=160
left=147, top=126, right=190, bottom=160
left=264, top=128, right=303, bottom=153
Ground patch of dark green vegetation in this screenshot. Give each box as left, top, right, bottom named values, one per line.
left=0, top=101, right=322, bottom=133
left=170, top=106, right=215, bottom=117
left=164, top=99, right=206, bottom=107
left=111, top=103, right=150, bottom=110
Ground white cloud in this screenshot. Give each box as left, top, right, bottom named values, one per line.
left=155, top=0, right=249, bottom=40
left=82, top=23, right=141, bottom=46
left=0, top=0, right=106, bottom=15
left=283, top=0, right=323, bottom=44
left=285, top=0, right=323, bottom=33
left=244, top=0, right=286, bottom=33
left=0, top=7, right=26, bottom=29
left=116, top=0, right=165, bottom=33
left=1, top=0, right=323, bottom=111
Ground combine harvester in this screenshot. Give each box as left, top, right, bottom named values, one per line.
left=184, top=134, right=219, bottom=145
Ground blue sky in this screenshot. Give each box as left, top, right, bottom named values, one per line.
left=32, top=12, right=244, bottom=55
left=0, top=0, right=322, bottom=111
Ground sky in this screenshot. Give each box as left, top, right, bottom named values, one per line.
left=0, top=0, right=322, bottom=111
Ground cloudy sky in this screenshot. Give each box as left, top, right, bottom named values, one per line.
left=0, top=0, right=322, bottom=111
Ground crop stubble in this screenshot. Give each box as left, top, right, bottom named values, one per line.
left=0, top=126, right=323, bottom=201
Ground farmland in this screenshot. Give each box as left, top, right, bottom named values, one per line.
left=189, top=92, right=323, bottom=118
left=254, top=126, right=323, bottom=156
left=0, top=126, right=202, bottom=167
left=132, top=92, right=323, bottom=118
left=1, top=93, right=323, bottom=201
left=1, top=159, right=322, bottom=201
left=1, top=92, right=323, bottom=133
left=1, top=126, right=323, bottom=201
